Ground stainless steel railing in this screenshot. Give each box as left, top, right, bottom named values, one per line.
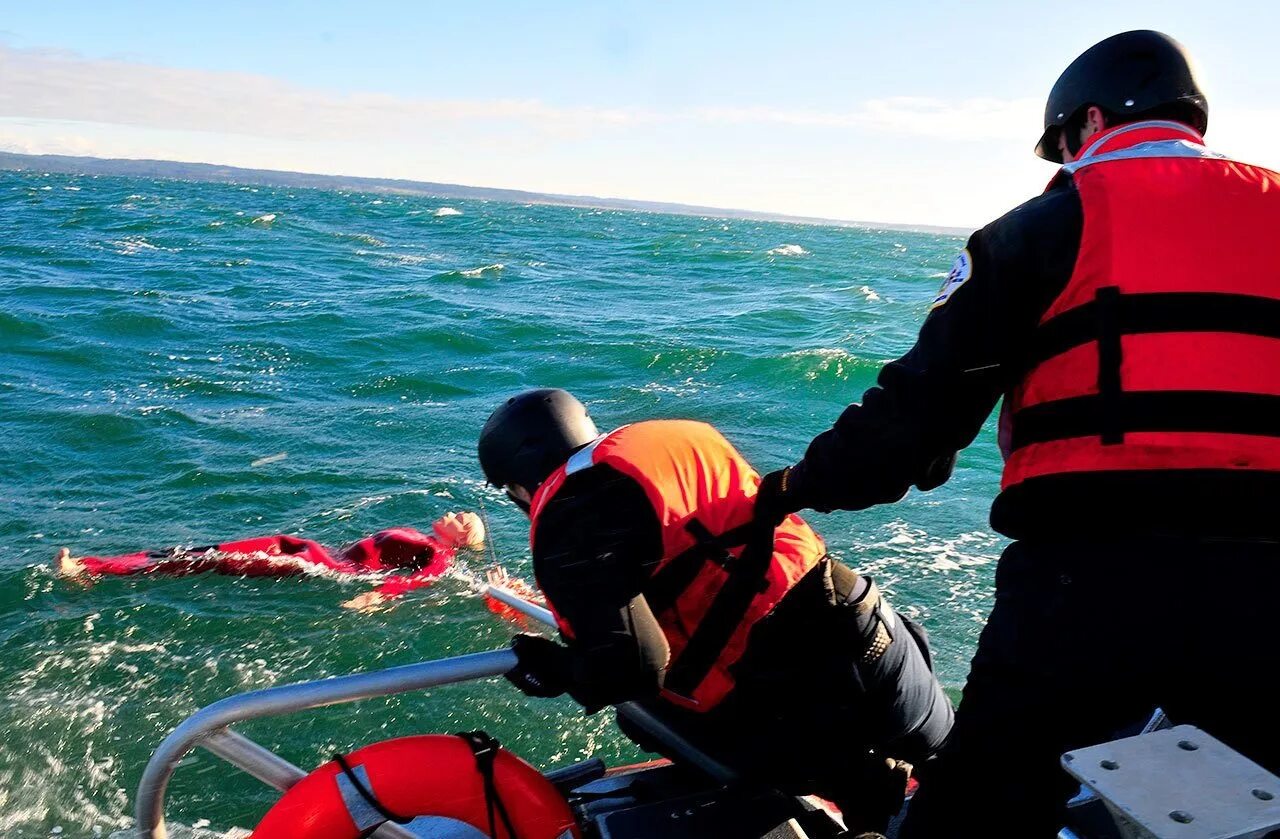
left=135, top=648, right=518, bottom=838
left=134, top=582, right=734, bottom=838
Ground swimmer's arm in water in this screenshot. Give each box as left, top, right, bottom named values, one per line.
left=340, top=590, right=386, bottom=611
left=55, top=546, right=234, bottom=577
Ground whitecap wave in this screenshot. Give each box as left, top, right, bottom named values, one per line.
left=460, top=263, right=503, bottom=277
left=108, top=237, right=181, bottom=256
left=767, top=244, right=809, bottom=257
left=251, top=213, right=277, bottom=225
left=781, top=347, right=860, bottom=382
left=355, top=249, right=432, bottom=266
left=434, top=207, right=462, bottom=217
left=637, top=378, right=702, bottom=397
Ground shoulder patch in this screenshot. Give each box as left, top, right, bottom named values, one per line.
left=930, top=248, right=972, bottom=310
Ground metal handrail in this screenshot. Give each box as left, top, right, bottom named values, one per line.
left=136, top=582, right=734, bottom=838
left=135, top=648, right=517, bottom=838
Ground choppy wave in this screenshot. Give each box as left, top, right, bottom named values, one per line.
left=106, top=236, right=182, bottom=256
left=433, top=207, right=462, bottom=217
left=766, top=243, right=809, bottom=256
left=459, top=262, right=503, bottom=277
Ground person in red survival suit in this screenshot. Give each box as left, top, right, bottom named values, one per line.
left=751, top=31, right=1280, bottom=836
left=478, top=389, right=954, bottom=834
left=55, top=512, right=485, bottom=610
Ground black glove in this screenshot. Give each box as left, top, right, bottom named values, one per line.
left=505, top=633, right=572, bottom=698
left=914, top=452, right=957, bottom=492
left=755, top=466, right=801, bottom=527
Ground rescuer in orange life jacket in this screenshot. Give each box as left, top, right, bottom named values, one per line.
left=751, top=31, right=1280, bottom=836
left=478, top=389, right=954, bottom=833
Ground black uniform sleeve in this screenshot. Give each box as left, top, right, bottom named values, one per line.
left=532, top=464, right=671, bottom=710
left=785, top=185, right=1083, bottom=513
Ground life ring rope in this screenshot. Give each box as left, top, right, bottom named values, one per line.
left=458, top=730, right=522, bottom=839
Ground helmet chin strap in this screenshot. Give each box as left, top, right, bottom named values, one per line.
left=505, top=487, right=532, bottom=514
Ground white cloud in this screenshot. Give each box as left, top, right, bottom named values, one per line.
left=2, top=43, right=1275, bottom=228
left=0, top=44, right=1042, bottom=145
left=0, top=44, right=632, bottom=141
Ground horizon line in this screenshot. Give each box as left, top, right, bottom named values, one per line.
left=0, top=149, right=973, bottom=237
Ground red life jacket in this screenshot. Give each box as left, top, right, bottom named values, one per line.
left=529, top=420, right=827, bottom=711
left=1001, top=120, right=1280, bottom=492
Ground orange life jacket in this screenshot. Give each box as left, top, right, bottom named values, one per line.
left=529, top=420, right=827, bottom=711
left=1002, top=120, right=1280, bottom=492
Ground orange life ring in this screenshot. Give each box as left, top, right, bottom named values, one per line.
left=252, top=733, right=580, bottom=839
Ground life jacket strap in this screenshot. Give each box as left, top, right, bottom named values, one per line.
left=1009, top=391, right=1280, bottom=451
left=1013, top=289, right=1280, bottom=450
left=661, top=520, right=777, bottom=702
left=644, top=519, right=769, bottom=615
left=1026, top=291, right=1280, bottom=368
left=1095, top=286, right=1125, bottom=445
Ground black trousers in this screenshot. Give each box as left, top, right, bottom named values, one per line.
left=901, top=538, right=1280, bottom=838
left=620, top=586, right=954, bottom=832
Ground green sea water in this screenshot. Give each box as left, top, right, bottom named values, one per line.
left=0, top=169, right=1004, bottom=837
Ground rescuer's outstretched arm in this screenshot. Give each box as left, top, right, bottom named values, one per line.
left=522, top=465, right=671, bottom=711
left=761, top=186, right=1083, bottom=517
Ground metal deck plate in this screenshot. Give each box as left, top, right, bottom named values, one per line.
left=1062, top=725, right=1280, bottom=838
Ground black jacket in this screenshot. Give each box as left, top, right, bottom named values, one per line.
left=532, top=463, right=854, bottom=712
left=786, top=177, right=1278, bottom=541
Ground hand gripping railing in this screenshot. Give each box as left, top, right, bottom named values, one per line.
left=135, top=583, right=735, bottom=838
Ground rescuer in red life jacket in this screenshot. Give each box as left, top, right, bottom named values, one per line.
left=55, top=511, right=484, bottom=610
left=478, top=388, right=954, bottom=834
left=751, top=31, right=1280, bottom=836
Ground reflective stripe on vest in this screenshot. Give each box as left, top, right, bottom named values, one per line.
left=528, top=420, right=826, bottom=711
left=1002, top=122, right=1280, bottom=491
left=1060, top=120, right=1219, bottom=173
left=564, top=434, right=607, bottom=476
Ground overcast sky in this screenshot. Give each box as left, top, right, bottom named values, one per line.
left=2, top=1, right=1278, bottom=228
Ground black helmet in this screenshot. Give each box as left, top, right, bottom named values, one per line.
left=478, top=389, right=598, bottom=491
left=1036, top=30, right=1208, bottom=163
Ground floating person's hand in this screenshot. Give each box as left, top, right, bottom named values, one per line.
left=432, top=511, right=485, bottom=549
left=55, top=548, right=86, bottom=578
left=341, top=590, right=386, bottom=612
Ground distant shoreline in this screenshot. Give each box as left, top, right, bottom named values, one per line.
left=0, top=150, right=969, bottom=237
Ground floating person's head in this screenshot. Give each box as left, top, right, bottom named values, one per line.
left=478, top=389, right=599, bottom=515
left=432, top=511, right=486, bottom=549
